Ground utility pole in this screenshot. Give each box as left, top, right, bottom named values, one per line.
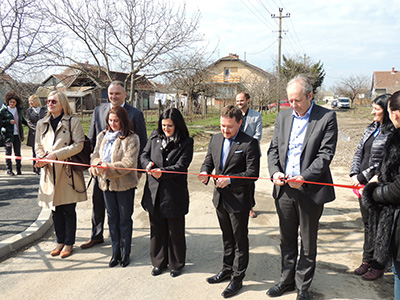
left=271, top=8, right=290, bottom=112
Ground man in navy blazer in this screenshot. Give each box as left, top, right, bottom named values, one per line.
left=199, top=105, right=260, bottom=298
left=267, top=75, right=338, bottom=300
left=80, top=80, right=147, bottom=249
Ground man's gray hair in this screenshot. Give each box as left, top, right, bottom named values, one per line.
left=109, top=80, right=125, bottom=90
left=287, top=75, right=313, bottom=97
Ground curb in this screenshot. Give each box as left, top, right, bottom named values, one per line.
left=0, top=207, right=53, bottom=259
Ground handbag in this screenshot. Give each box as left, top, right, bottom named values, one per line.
left=68, top=117, right=91, bottom=172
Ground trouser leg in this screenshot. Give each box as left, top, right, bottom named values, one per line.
left=167, top=216, right=186, bottom=271
left=104, top=190, right=121, bottom=256
left=117, top=189, right=134, bottom=257
left=13, top=136, right=21, bottom=172
left=5, top=144, right=12, bottom=172
left=91, top=179, right=105, bottom=240
left=149, top=202, right=169, bottom=268
left=216, top=204, right=249, bottom=281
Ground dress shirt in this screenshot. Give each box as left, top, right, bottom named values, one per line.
left=285, top=102, right=314, bottom=177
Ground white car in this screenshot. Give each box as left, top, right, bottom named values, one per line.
left=337, top=97, right=350, bottom=108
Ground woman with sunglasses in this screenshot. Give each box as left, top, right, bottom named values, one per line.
left=35, top=91, right=87, bottom=258
left=90, top=106, right=139, bottom=268
left=0, top=91, right=28, bottom=176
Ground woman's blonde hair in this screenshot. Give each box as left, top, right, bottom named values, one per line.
left=46, top=91, right=72, bottom=116
left=29, top=94, right=41, bottom=108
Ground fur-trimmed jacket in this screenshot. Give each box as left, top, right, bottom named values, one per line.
left=91, top=130, right=139, bottom=192
left=362, top=127, right=400, bottom=264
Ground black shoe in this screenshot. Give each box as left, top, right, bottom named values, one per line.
left=7, top=171, right=15, bottom=176
left=206, top=269, right=232, bottom=284
left=120, top=255, right=130, bottom=267
left=17, top=170, right=22, bottom=175
left=221, top=280, right=243, bottom=298
left=170, top=269, right=182, bottom=277
left=297, top=290, right=310, bottom=300
left=152, top=267, right=163, bottom=276
left=266, top=282, right=296, bottom=297
left=109, top=254, right=121, bottom=267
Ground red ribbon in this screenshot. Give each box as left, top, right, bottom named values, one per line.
left=2, top=155, right=363, bottom=190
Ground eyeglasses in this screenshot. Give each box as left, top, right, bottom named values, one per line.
left=46, top=99, right=58, bottom=105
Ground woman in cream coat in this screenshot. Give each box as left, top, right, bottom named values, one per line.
left=35, top=91, right=87, bottom=258
left=90, top=106, right=139, bottom=268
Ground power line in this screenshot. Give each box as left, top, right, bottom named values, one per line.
left=247, top=38, right=278, bottom=55
left=239, top=0, right=276, bottom=32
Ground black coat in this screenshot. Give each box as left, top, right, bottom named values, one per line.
left=141, top=131, right=194, bottom=218
left=362, top=127, right=400, bottom=263
left=25, top=107, right=47, bottom=147
left=200, top=130, right=260, bottom=213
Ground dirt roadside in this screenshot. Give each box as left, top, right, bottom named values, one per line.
left=0, top=106, right=394, bottom=300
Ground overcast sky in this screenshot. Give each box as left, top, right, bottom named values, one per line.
left=176, top=0, right=400, bottom=89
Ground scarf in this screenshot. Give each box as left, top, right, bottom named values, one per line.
left=161, top=134, right=176, bottom=150
left=102, top=130, right=121, bottom=163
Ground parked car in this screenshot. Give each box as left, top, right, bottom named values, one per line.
left=268, top=99, right=290, bottom=111
left=337, top=97, right=351, bottom=109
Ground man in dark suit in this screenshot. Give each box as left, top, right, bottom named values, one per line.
left=80, top=80, right=147, bottom=249
left=198, top=105, right=260, bottom=298
left=267, top=75, right=338, bottom=300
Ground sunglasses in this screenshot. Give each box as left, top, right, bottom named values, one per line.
left=46, top=99, right=58, bottom=105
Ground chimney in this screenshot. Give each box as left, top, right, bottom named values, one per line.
left=392, top=67, right=396, bottom=74
left=229, top=53, right=239, bottom=59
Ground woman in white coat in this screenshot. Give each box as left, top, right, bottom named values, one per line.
left=35, top=91, right=87, bottom=258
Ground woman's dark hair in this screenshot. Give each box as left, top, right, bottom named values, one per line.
left=156, top=108, right=189, bottom=142
left=372, top=93, right=393, bottom=133
left=389, top=91, right=400, bottom=112
left=4, top=91, right=22, bottom=107
left=106, top=106, right=135, bottom=138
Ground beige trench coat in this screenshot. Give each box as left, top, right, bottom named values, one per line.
left=35, top=114, right=87, bottom=209
left=91, top=131, right=139, bottom=192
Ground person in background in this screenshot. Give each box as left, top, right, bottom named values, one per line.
left=236, top=92, right=262, bottom=218
left=141, top=108, right=193, bottom=277
left=81, top=81, right=147, bottom=250
left=198, top=105, right=260, bottom=298
left=26, top=94, right=47, bottom=175
left=35, top=91, right=87, bottom=258
left=267, top=75, right=338, bottom=300
left=90, top=106, right=139, bottom=268
left=350, top=94, right=393, bottom=280
left=362, top=90, right=400, bottom=300
left=0, top=91, right=27, bottom=176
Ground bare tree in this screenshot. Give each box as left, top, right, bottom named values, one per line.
left=0, top=0, right=51, bottom=77
left=40, top=0, right=202, bottom=105
left=166, top=51, right=216, bottom=115
left=333, top=74, right=370, bottom=107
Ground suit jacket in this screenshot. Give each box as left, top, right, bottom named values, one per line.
left=140, top=131, right=194, bottom=218
left=267, top=104, right=338, bottom=205
left=201, top=130, right=260, bottom=213
left=243, top=108, right=262, bottom=141
left=88, top=102, right=147, bottom=167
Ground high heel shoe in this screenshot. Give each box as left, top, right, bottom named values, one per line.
left=50, top=244, right=65, bottom=256
left=60, top=245, right=73, bottom=258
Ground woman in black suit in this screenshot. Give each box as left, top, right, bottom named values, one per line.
left=141, top=108, right=193, bottom=277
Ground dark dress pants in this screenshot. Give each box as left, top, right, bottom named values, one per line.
left=358, top=197, right=384, bottom=269
left=52, top=203, right=77, bottom=245
left=90, top=179, right=106, bottom=240
left=149, top=201, right=186, bottom=271
left=216, top=202, right=250, bottom=281
left=104, top=188, right=134, bottom=257
left=275, top=186, right=323, bottom=292
left=5, top=135, right=21, bottom=172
